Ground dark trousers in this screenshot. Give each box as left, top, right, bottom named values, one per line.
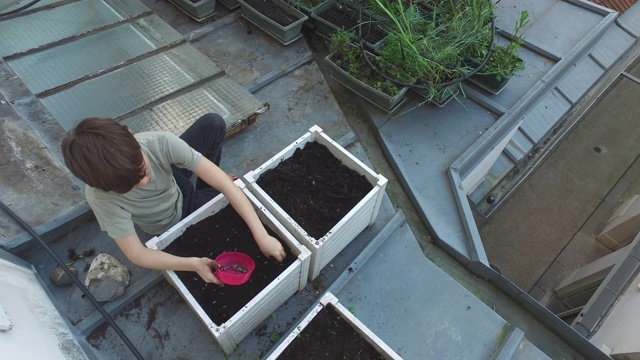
left=172, top=113, right=227, bottom=219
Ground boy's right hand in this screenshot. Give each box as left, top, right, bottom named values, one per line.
left=193, top=257, right=223, bottom=285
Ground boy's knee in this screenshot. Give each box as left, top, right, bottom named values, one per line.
left=198, top=113, right=226, bottom=134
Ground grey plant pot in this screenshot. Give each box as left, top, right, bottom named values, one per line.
left=311, top=1, right=387, bottom=52
left=466, top=57, right=523, bottom=95
left=325, top=53, right=409, bottom=113
left=238, top=0, right=308, bottom=45
left=284, top=0, right=330, bottom=17
left=170, top=0, right=216, bottom=19
left=218, top=0, right=240, bottom=10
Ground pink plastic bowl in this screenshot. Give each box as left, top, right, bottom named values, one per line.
left=215, top=252, right=255, bottom=286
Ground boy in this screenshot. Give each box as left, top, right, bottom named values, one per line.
left=61, top=113, right=285, bottom=285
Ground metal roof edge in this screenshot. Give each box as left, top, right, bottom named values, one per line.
left=3, top=202, right=91, bottom=253
left=472, top=263, right=612, bottom=360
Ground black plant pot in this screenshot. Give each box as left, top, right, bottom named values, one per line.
left=466, top=57, right=522, bottom=95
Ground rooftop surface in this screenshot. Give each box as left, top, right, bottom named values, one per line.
left=1, top=0, right=640, bottom=358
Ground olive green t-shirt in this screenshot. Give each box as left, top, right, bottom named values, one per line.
left=86, top=132, right=202, bottom=239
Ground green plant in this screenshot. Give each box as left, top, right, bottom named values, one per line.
left=482, top=10, right=529, bottom=81
left=328, top=29, right=407, bottom=96
left=270, top=331, right=281, bottom=342
left=287, top=0, right=325, bottom=10
left=347, top=305, right=356, bottom=315
left=372, top=0, right=494, bottom=101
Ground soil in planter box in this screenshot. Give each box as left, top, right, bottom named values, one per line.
left=291, top=0, right=324, bottom=10
left=278, top=304, right=385, bottom=359
left=256, top=141, right=373, bottom=239
left=164, top=205, right=296, bottom=324
left=244, top=0, right=298, bottom=26
left=318, top=4, right=386, bottom=45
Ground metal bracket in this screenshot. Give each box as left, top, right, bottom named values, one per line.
left=247, top=103, right=270, bottom=125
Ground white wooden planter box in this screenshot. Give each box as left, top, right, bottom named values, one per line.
left=145, top=180, right=311, bottom=355
left=244, top=125, right=387, bottom=280
left=266, top=292, right=402, bottom=359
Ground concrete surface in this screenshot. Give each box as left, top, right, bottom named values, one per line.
left=0, top=93, right=85, bottom=248
left=481, top=74, right=640, bottom=292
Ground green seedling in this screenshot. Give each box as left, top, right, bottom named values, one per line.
left=270, top=331, right=280, bottom=342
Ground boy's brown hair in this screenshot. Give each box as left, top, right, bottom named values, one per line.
left=61, top=118, right=144, bottom=193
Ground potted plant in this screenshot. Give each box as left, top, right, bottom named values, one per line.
left=145, top=180, right=311, bottom=355
left=342, top=0, right=391, bottom=22
left=367, top=0, right=494, bottom=106
left=311, top=1, right=388, bottom=52
left=284, top=0, right=330, bottom=17
left=468, top=10, right=529, bottom=94
left=169, top=0, right=217, bottom=20
left=325, top=29, right=412, bottom=112
left=244, top=125, right=388, bottom=280
left=218, top=0, right=240, bottom=10
left=265, top=292, right=402, bottom=359
left=238, top=0, right=309, bottom=45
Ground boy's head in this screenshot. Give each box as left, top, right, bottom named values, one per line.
left=61, top=118, right=144, bottom=193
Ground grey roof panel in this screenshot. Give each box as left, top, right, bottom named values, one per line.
left=557, top=55, right=605, bottom=103
left=520, top=89, right=572, bottom=143
left=510, top=338, right=552, bottom=360
left=375, top=96, right=495, bottom=260
left=493, top=0, right=554, bottom=36
left=590, top=24, right=637, bottom=69
left=335, top=221, right=511, bottom=359
left=618, top=2, right=640, bottom=37
left=468, top=152, right=515, bottom=205
left=486, top=152, right=516, bottom=186
left=510, top=1, right=604, bottom=57
left=504, top=128, right=534, bottom=162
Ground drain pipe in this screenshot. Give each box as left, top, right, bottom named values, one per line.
left=0, top=200, right=144, bottom=360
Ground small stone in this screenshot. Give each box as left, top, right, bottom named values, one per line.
left=50, top=266, right=78, bottom=286
left=85, top=254, right=130, bottom=302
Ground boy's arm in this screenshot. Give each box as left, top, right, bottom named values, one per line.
left=115, top=232, right=223, bottom=285
left=192, top=157, right=286, bottom=262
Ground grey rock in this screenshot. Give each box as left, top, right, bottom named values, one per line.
left=49, top=266, right=79, bottom=286
left=85, top=254, right=130, bottom=302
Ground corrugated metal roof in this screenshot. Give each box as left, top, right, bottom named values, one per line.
left=590, top=0, right=637, bottom=13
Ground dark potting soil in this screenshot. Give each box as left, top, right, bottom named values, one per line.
left=244, top=0, right=298, bottom=26
left=277, top=304, right=385, bottom=359
left=318, top=4, right=387, bottom=45
left=163, top=205, right=296, bottom=325
left=256, top=141, right=373, bottom=239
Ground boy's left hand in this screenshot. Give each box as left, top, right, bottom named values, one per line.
left=256, top=235, right=286, bottom=262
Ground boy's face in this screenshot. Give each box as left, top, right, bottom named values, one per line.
left=134, top=152, right=152, bottom=188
